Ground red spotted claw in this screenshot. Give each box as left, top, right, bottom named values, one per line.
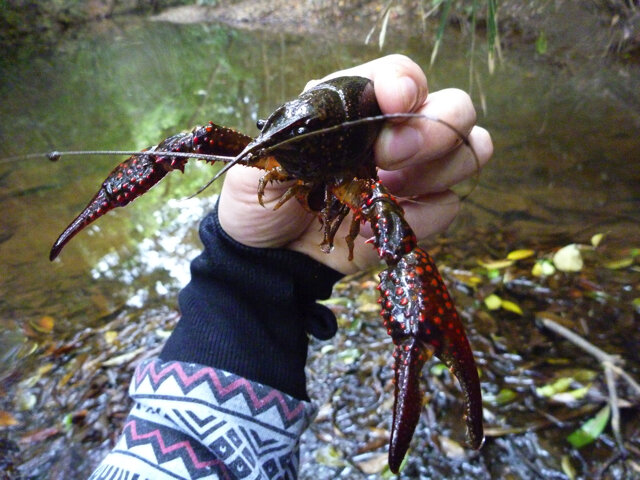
left=335, top=180, right=483, bottom=472
left=50, top=124, right=251, bottom=260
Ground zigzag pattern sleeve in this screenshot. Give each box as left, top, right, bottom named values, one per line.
left=89, top=358, right=316, bottom=480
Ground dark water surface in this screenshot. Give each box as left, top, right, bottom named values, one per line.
left=0, top=15, right=638, bottom=479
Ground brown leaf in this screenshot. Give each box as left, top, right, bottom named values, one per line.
left=0, top=411, right=20, bottom=427
left=19, top=426, right=59, bottom=444
left=30, top=316, right=55, bottom=334
left=354, top=452, right=388, bottom=474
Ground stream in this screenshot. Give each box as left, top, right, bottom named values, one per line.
left=0, top=13, right=639, bottom=479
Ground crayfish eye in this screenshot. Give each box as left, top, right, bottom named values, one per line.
left=256, top=119, right=266, bottom=130
left=296, top=126, right=307, bottom=136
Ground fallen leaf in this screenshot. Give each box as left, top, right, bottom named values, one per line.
left=484, top=388, right=518, bottom=406
left=603, top=257, right=634, bottom=270
left=561, top=454, right=577, bottom=480
left=484, top=294, right=502, bottom=311
left=551, top=385, right=591, bottom=404
left=0, top=411, right=19, bottom=427
left=501, top=299, right=523, bottom=315
left=336, top=348, right=360, bottom=365
left=536, top=376, right=574, bottom=397
left=532, top=259, right=556, bottom=277
left=567, top=405, right=610, bottom=448
left=439, top=436, right=466, bottom=459
left=19, top=426, right=60, bottom=444
left=479, top=259, right=514, bottom=270
left=358, top=302, right=380, bottom=313
left=315, top=444, right=346, bottom=467
left=450, top=270, right=483, bottom=287
left=319, top=297, right=350, bottom=306
left=101, top=347, right=145, bottom=367
left=104, top=330, right=118, bottom=344
left=16, top=391, right=37, bottom=411
left=590, top=233, right=605, bottom=248
left=507, top=249, right=535, bottom=261
left=355, top=452, right=388, bottom=474
left=29, top=316, right=55, bottom=334
left=553, top=244, right=583, bottom=272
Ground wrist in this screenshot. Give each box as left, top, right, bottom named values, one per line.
left=160, top=201, right=343, bottom=400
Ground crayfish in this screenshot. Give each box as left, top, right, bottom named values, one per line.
left=49, top=76, right=483, bottom=472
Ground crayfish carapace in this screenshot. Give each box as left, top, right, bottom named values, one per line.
left=49, top=76, right=484, bottom=472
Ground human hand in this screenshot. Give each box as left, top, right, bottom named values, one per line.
left=218, top=54, right=493, bottom=274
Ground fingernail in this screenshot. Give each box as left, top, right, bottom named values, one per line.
left=398, top=75, right=419, bottom=112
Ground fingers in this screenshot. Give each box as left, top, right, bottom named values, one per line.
left=375, top=88, right=478, bottom=171
left=219, top=165, right=315, bottom=248
left=357, top=190, right=460, bottom=243
left=378, top=125, right=493, bottom=197
left=399, top=191, right=460, bottom=240
left=306, top=54, right=428, bottom=116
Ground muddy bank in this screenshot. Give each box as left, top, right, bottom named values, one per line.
left=3, top=1, right=639, bottom=63
left=0, top=0, right=188, bottom=47
left=152, top=0, right=640, bottom=62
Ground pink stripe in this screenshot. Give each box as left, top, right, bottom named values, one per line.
left=135, top=361, right=305, bottom=421
left=124, top=420, right=228, bottom=477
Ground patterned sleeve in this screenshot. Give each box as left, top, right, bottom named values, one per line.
left=89, top=358, right=317, bottom=480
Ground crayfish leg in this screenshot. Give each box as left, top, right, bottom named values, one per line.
left=257, top=166, right=292, bottom=207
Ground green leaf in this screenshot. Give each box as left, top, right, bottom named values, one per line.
left=431, top=0, right=452, bottom=66
left=536, top=31, right=548, bottom=54
left=486, top=0, right=499, bottom=73
left=484, top=388, right=517, bottom=406
left=536, top=376, right=573, bottom=397
left=337, top=348, right=360, bottom=365
left=484, top=294, right=502, bottom=311
left=315, top=444, right=346, bottom=467
left=430, top=363, right=448, bottom=376
left=567, top=405, right=610, bottom=448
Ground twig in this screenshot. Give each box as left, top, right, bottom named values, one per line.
left=539, top=316, right=640, bottom=452
left=539, top=317, right=620, bottom=365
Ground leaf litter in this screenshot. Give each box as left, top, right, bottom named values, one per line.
left=1, top=227, right=639, bottom=479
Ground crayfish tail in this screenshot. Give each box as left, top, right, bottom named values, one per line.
left=388, top=338, right=433, bottom=473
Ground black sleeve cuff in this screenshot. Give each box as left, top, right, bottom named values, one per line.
left=160, top=202, right=344, bottom=400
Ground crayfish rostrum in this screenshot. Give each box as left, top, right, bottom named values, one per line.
left=49, top=76, right=483, bottom=472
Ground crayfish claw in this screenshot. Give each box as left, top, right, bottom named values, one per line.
left=379, top=246, right=484, bottom=468
left=411, top=247, right=484, bottom=450
left=50, top=153, right=172, bottom=260
left=388, top=338, right=434, bottom=473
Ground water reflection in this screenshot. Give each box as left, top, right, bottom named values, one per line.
left=90, top=196, right=217, bottom=287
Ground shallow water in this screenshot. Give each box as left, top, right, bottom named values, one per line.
left=0, top=14, right=638, bottom=479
